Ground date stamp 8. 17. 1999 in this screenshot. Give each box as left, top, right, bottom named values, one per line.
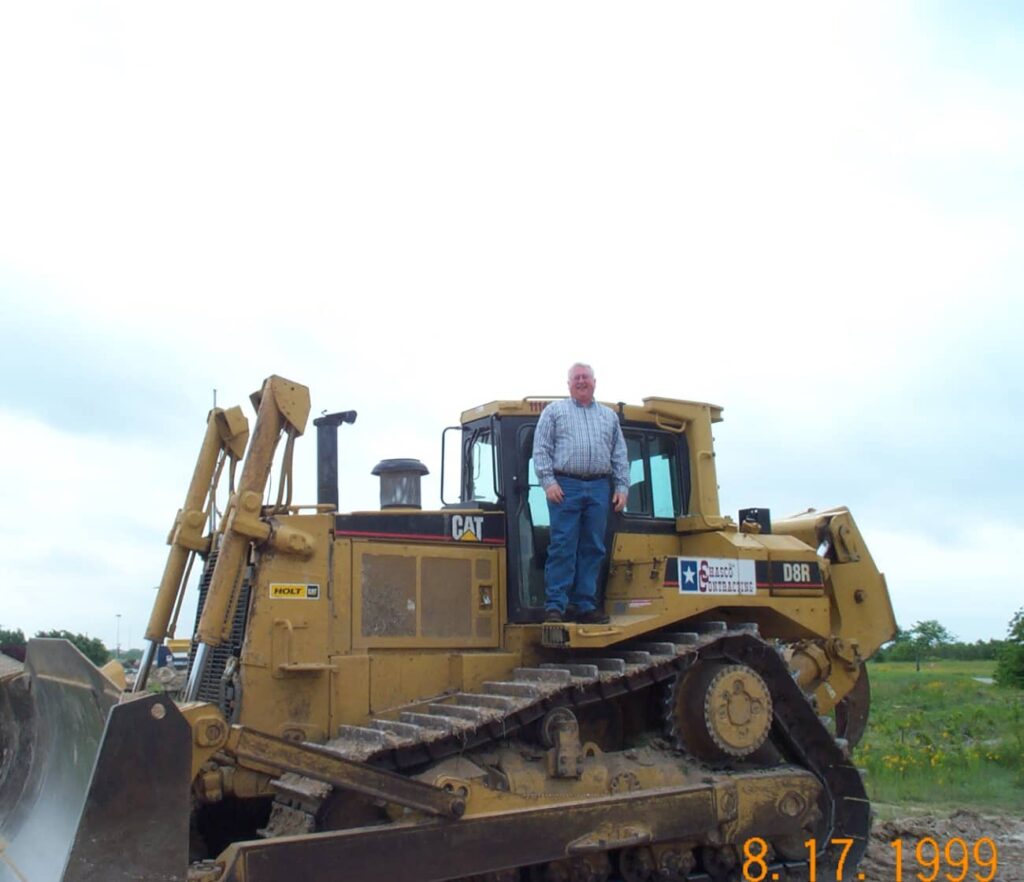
left=741, top=836, right=999, bottom=882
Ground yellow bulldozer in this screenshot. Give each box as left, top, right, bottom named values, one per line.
left=0, top=375, right=896, bottom=882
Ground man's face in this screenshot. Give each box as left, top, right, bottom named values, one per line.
left=568, top=366, right=596, bottom=404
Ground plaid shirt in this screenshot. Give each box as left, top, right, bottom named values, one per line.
left=533, top=398, right=629, bottom=495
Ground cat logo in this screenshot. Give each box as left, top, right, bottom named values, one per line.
left=451, top=514, right=484, bottom=542
left=269, top=583, right=320, bottom=600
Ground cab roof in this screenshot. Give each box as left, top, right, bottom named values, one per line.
left=460, top=396, right=724, bottom=428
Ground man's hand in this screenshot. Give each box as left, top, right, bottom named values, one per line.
left=612, top=491, right=627, bottom=512
left=545, top=482, right=564, bottom=504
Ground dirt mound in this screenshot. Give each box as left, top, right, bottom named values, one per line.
left=862, top=810, right=1024, bottom=882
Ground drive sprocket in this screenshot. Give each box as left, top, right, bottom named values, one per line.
left=665, top=661, right=773, bottom=760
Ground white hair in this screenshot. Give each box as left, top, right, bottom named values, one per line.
left=567, top=362, right=594, bottom=379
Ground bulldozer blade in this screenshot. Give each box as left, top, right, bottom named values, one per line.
left=0, top=639, right=121, bottom=882
left=62, top=691, right=191, bottom=882
left=0, top=640, right=191, bottom=882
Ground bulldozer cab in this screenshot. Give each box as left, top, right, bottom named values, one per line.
left=455, top=400, right=691, bottom=623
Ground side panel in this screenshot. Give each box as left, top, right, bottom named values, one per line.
left=352, top=541, right=502, bottom=650
left=331, top=536, right=354, bottom=654
left=361, top=650, right=525, bottom=717
left=237, top=514, right=334, bottom=741
left=330, top=654, right=369, bottom=730
left=604, top=530, right=832, bottom=641
left=368, top=653, right=454, bottom=714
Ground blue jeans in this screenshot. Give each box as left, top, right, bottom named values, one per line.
left=545, top=476, right=611, bottom=613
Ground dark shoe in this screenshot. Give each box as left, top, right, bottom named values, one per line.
left=576, top=609, right=610, bottom=625
left=565, top=605, right=579, bottom=621
left=544, top=609, right=564, bottom=623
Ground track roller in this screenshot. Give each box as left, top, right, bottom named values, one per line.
left=529, top=852, right=611, bottom=882
left=619, top=842, right=695, bottom=881
left=700, top=843, right=740, bottom=878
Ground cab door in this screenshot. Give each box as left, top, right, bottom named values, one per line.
left=495, top=418, right=689, bottom=623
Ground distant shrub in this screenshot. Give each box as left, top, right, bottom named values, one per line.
left=0, top=626, right=26, bottom=662
left=994, top=608, right=1024, bottom=689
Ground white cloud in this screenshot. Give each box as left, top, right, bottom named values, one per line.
left=870, top=524, right=1021, bottom=642
left=0, top=2, right=1021, bottom=646
left=0, top=412, right=180, bottom=642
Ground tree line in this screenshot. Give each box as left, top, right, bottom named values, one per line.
left=0, top=626, right=113, bottom=667
left=873, top=622, right=1006, bottom=662
left=871, top=609, right=1024, bottom=688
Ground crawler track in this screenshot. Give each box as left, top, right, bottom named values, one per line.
left=258, top=629, right=869, bottom=880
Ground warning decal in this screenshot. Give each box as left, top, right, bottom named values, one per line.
left=270, top=583, right=321, bottom=600
left=677, top=557, right=756, bottom=595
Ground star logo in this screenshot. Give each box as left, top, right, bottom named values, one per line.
left=679, top=559, right=698, bottom=592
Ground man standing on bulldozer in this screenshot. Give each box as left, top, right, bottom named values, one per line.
left=533, top=362, right=629, bottom=624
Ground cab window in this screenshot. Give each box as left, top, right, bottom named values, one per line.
left=465, top=429, right=499, bottom=504
left=623, top=430, right=681, bottom=518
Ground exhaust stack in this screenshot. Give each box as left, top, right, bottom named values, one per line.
left=313, top=410, right=357, bottom=509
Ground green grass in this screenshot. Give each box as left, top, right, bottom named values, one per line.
left=854, top=660, right=1024, bottom=811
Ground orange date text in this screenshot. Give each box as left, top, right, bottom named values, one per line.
left=740, top=836, right=998, bottom=882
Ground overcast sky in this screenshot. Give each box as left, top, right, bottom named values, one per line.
left=1, top=3, right=1021, bottom=649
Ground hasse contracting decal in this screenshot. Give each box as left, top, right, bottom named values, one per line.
left=270, top=583, right=321, bottom=600
left=664, top=557, right=824, bottom=592
left=677, top=557, right=756, bottom=595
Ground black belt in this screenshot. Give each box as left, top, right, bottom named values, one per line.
left=554, top=471, right=610, bottom=481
